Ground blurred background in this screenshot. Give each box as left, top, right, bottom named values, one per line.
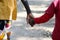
left=4, top=0, right=55, bottom=40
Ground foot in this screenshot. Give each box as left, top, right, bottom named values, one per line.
left=0, top=32, right=5, bottom=40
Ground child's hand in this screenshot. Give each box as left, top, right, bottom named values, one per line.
left=26, top=13, right=35, bottom=27
left=28, top=18, right=35, bottom=27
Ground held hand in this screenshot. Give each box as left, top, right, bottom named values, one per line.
left=28, top=18, right=35, bottom=27
left=26, top=13, right=35, bottom=27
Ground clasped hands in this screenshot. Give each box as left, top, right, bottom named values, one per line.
left=26, top=13, right=35, bottom=27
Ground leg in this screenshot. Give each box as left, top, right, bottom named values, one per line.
left=5, top=20, right=12, bottom=40
left=0, top=20, right=5, bottom=40
left=7, top=32, right=11, bottom=40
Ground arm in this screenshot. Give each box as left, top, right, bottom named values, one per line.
left=21, top=0, right=34, bottom=25
left=34, top=3, right=55, bottom=24
left=21, top=0, right=31, bottom=14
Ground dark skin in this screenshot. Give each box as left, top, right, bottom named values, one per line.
left=21, top=0, right=34, bottom=25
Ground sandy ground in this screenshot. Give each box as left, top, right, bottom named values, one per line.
left=4, top=0, right=55, bottom=40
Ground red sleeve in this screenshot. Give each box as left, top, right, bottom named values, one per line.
left=34, top=3, right=55, bottom=24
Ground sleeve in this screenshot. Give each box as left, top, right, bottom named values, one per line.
left=21, top=0, right=31, bottom=14
left=34, top=2, right=55, bottom=24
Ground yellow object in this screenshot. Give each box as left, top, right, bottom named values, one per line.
left=0, top=33, right=5, bottom=40
left=0, top=0, right=17, bottom=20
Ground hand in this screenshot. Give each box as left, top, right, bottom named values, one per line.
left=28, top=18, right=35, bottom=27
left=26, top=13, right=33, bottom=23
left=26, top=13, right=35, bottom=27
